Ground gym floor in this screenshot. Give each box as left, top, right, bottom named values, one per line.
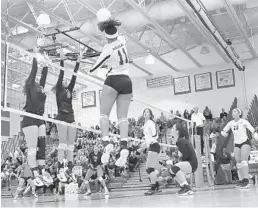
left=2, top=185, right=258, bottom=207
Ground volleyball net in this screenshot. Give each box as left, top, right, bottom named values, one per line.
left=1, top=40, right=193, bottom=148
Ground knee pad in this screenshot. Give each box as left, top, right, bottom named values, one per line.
left=27, top=148, right=37, bottom=156
left=105, top=144, right=114, bottom=154
left=170, top=165, right=180, bottom=175
left=98, top=177, right=103, bottom=182
left=236, top=163, right=243, bottom=169
left=58, top=143, right=67, bottom=150
left=101, top=153, right=110, bottom=164
left=241, top=161, right=248, bottom=167
left=67, top=144, right=74, bottom=152
left=118, top=118, right=128, bottom=125
left=146, top=168, right=155, bottom=175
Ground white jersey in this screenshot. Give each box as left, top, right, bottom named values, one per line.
left=90, top=36, right=129, bottom=76
left=143, top=120, right=158, bottom=148
left=223, top=119, right=255, bottom=144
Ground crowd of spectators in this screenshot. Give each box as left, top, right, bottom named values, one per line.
left=2, top=106, right=258, bottom=193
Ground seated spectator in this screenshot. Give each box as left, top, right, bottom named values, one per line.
left=128, top=151, right=138, bottom=172
left=220, top=108, right=228, bottom=119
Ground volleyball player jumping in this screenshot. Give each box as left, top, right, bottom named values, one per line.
left=89, top=14, right=132, bottom=167
left=52, top=48, right=82, bottom=180
left=221, top=108, right=258, bottom=188
left=22, top=47, right=50, bottom=187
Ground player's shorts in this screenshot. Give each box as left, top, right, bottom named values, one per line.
left=104, top=75, right=132, bottom=95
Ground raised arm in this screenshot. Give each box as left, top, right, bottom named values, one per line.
left=67, top=60, right=80, bottom=92
left=39, top=53, right=51, bottom=88
left=39, top=66, right=48, bottom=88
left=56, top=59, right=64, bottom=92
left=26, top=57, right=38, bottom=85
left=90, top=45, right=112, bottom=73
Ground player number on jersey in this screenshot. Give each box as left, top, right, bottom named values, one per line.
left=118, top=48, right=128, bottom=65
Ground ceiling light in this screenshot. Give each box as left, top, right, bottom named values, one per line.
left=200, top=45, right=210, bottom=54
left=36, top=12, right=51, bottom=25
left=145, top=53, right=155, bottom=65
left=12, top=26, right=29, bottom=35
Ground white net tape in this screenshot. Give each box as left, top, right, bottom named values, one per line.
left=2, top=40, right=192, bottom=148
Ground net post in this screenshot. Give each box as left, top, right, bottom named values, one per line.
left=3, top=41, right=9, bottom=109
left=194, top=125, right=205, bottom=188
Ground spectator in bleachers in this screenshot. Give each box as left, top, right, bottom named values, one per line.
left=220, top=108, right=228, bottom=119
left=183, top=110, right=191, bottom=120
left=168, top=110, right=174, bottom=120
left=128, top=151, right=138, bottom=172
left=160, top=112, right=167, bottom=123
left=175, top=110, right=181, bottom=118
left=203, top=106, right=213, bottom=121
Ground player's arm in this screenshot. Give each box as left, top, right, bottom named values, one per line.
left=221, top=122, right=232, bottom=137
left=90, top=45, right=112, bottom=73
left=244, top=120, right=258, bottom=139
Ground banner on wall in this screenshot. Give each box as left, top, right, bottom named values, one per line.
left=81, top=91, right=96, bottom=108
left=173, top=76, right=191, bottom=95
left=216, top=69, right=235, bottom=89
left=146, top=75, right=173, bottom=88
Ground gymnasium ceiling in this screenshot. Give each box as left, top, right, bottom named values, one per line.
left=1, top=0, right=258, bottom=93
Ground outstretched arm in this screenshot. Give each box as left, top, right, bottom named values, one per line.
left=67, top=59, right=80, bottom=92
left=56, top=59, right=65, bottom=93
left=39, top=53, right=51, bottom=88
left=26, top=57, right=38, bottom=85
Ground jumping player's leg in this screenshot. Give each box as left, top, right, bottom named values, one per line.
left=115, top=93, right=132, bottom=167
left=240, top=144, right=251, bottom=188
left=37, top=124, right=46, bottom=175
left=67, top=125, right=76, bottom=163
left=23, top=126, right=39, bottom=176
left=100, top=84, right=117, bottom=161
left=56, top=124, right=68, bottom=164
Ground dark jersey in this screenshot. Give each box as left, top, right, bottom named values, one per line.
left=55, top=60, right=79, bottom=114
left=23, top=58, right=48, bottom=115
left=176, top=138, right=198, bottom=172
left=88, top=152, right=102, bottom=169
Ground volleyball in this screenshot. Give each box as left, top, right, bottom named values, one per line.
left=97, top=8, right=111, bottom=22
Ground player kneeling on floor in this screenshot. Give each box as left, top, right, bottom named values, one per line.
left=167, top=122, right=198, bottom=196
